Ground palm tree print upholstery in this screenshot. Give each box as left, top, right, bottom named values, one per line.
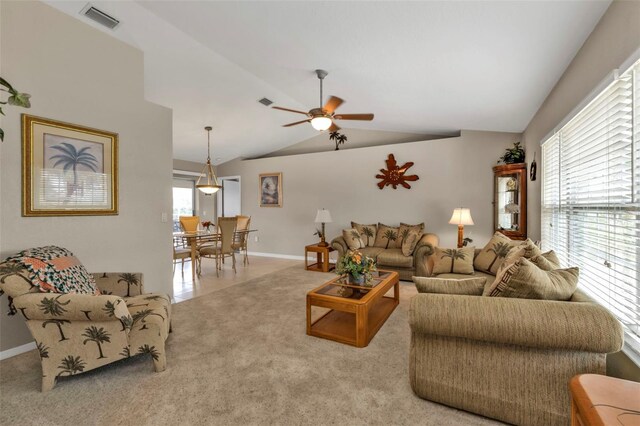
left=474, top=232, right=517, bottom=274
left=0, top=261, right=172, bottom=392
left=432, top=246, right=475, bottom=275
left=373, top=224, right=400, bottom=248
left=396, top=223, right=425, bottom=248
left=350, top=222, right=377, bottom=247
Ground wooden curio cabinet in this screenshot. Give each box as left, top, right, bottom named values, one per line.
left=493, top=163, right=527, bottom=240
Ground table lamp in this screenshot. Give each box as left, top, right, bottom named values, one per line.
left=449, top=208, right=474, bottom=248
left=314, top=208, right=333, bottom=247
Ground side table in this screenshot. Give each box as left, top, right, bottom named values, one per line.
left=305, top=244, right=335, bottom=272
left=569, top=374, right=640, bottom=426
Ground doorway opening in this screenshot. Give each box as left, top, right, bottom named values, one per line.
left=217, top=176, right=241, bottom=218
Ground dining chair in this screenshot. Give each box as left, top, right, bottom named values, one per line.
left=173, top=235, right=193, bottom=276
left=199, top=217, right=237, bottom=277
left=179, top=215, right=200, bottom=233
left=233, top=215, right=251, bottom=266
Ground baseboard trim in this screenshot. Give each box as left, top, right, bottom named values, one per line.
left=247, top=251, right=306, bottom=261
left=0, top=341, right=35, bottom=360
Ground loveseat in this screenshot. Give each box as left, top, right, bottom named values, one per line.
left=0, top=264, right=171, bottom=391
left=330, top=222, right=438, bottom=281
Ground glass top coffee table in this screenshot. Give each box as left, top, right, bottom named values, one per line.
left=306, top=270, right=399, bottom=348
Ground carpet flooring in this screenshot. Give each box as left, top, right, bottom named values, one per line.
left=0, top=265, right=502, bottom=425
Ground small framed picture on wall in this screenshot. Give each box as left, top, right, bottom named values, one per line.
left=259, top=172, right=282, bottom=207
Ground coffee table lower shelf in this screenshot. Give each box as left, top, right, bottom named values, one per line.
left=308, top=296, right=398, bottom=347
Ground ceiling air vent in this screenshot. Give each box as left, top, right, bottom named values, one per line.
left=81, top=4, right=120, bottom=30
left=258, top=98, right=273, bottom=107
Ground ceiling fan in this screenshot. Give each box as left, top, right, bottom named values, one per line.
left=272, top=69, right=374, bottom=132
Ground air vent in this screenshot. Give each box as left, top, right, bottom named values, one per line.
left=258, top=98, right=273, bottom=107
left=81, top=4, right=120, bottom=30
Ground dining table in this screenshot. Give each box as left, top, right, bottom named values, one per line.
left=173, top=229, right=257, bottom=281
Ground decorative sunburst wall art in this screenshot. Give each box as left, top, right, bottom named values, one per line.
left=375, top=154, right=419, bottom=190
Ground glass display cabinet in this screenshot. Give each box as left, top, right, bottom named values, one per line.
left=493, top=163, right=527, bottom=240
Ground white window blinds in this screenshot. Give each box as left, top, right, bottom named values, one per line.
left=541, top=59, right=640, bottom=361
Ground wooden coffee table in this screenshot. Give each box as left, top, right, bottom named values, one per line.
left=306, top=270, right=399, bottom=347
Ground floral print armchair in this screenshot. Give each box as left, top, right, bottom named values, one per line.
left=0, top=264, right=172, bottom=391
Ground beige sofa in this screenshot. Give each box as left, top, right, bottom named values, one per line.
left=410, top=266, right=624, bottom=425
left=331, top=230, right=439, bottom=281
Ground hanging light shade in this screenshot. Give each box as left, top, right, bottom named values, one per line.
left=196, top=126, right=222, bottom=195
left=311, top=115, right=332, bottom=131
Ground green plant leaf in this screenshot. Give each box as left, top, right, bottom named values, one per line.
left=0, top=128, right=4, bottom=142
left=0, top=77, right=15, bottom=92
left=7, top=92, right=31, bottom=108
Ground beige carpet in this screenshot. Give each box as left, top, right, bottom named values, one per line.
left=0, top=265, right=502, bottom=425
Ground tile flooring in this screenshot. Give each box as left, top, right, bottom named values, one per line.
left=172, top=254, right=300, bottom=303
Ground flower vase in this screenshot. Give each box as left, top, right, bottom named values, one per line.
left=349, top=274, right=365, bottom=285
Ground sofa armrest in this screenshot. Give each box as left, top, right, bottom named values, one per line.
left=13, top=293, right=131, bottom=323
left=91, top=273, right=144, bottom=297
left=330, top=236, right=348, bottom=258
left=409, top=293, right=623, bottom=353
left=414, top=233, right=438, bottom=277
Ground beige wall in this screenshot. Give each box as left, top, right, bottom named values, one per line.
left=217, top=130, right=520, bottom=256
left=522, top=0, right=640, bottom=380
left=0, top=1, right=174, bottom=353
left=523, top=0, right=640, bottom=241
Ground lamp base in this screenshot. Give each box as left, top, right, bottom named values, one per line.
left=318, top=238, right=329, bottom=247
left=457, top=225, right=464, bottom=249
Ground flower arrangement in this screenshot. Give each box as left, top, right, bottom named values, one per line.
left=336, top=249, right=376, bottom=285
left=201, top=221, right=213, bottom=231
left=498, top=141, right=525, bottom=164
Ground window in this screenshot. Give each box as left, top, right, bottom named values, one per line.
left=542, top=59, right=640, bottom=362
left=172, top=178, right=195, bottom=232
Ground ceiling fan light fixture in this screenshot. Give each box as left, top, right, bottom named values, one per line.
left=311, top=116, right=332, bottom=131
left=196, top=126, right=222, bottom=195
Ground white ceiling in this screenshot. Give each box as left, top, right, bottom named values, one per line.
left=46, top=0, right=610, bottom=164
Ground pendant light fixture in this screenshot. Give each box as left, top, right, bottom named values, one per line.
left=196, top=126, right=222, bottom=195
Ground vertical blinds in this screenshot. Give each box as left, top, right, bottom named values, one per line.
left=541, top=59, right=640, bottom=361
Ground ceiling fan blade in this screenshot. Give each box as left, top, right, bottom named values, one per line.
left=323, top=96, right=344, bottom=114
left=283, top=119, right=311, bottom=127
left=329, top=122, right=341, bottom=132
left=272, top=106, right=309, bottom=115
left=333, top=113, right=374, bottom=121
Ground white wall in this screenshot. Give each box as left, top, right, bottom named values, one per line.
left=522, top=0, right=640, bottom=240
left=217, top=130, right=520, bottom=255
left=0, top=1, right=173, bottom=353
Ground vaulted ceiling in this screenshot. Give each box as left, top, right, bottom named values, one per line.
left=46, top=0, right=610, bottom=163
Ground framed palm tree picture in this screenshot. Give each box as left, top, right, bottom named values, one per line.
left=22, top=114, right=118, bottom=216
left=259, top=172, right=282, bottom=207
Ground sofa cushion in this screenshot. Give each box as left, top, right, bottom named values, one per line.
left=435, top=270, right=495, bottom=281
left=485, top=257, right=579, bottom=300
left=396, top=223, right=424, bottom=248
left=401, top=231, right=421, bottom=256
left=413, top=276, right=487, bottom=295
left=359, top=247, right=385, bottom=260
left=342, top=228, right=364, bottom=250
left=531, top=250, right=561, bottom=270
left=374, top=223, right=400, bottom=248
left=6, top=246, right=98, bottom=295
left=351, top=222, right=377, bottom=247
left=377, top=248, right=413, bottom=268
left=473, top=232, right=517, bottom=275
left=432, top=246, right=475, bottom=275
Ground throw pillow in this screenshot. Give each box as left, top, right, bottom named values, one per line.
left=473, top=232, right=516, bottom=275
left=351, top=222, right=377, bottom=247
left=342, top=228, right=364, bottom=250
left=432, top=246, right=475, bottom=275
left=413, top=276, right=487, bottom=295
left=6, top=246, right=99, bottom=294
left=530, top=250, right=561, bottom=271
left=374, top=223, right=400, bottom=249
left=396, top=222, right=425, bottom=248
left=485, top=257, right=578, bottom=300
left=401, top=231, right=421, bottom=256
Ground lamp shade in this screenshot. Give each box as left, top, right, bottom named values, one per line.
left=311, top=116, right=332, bottom=131
left=449, top=208, right=474, bottom=226
left=314, top=209, right=333, bottom=223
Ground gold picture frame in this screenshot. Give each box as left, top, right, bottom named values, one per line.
left=22, top=114, right=118, bottom=216
left=259, top=172, right=282, bottom=207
